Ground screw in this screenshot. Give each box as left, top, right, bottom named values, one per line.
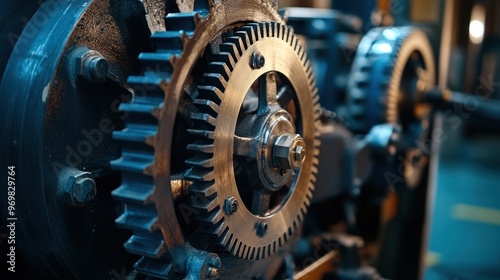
left=224, top=196, right=238, bottom=215
left=251, top=52, right=265, bottom=69
left=73, top=47, right=109, bottom=83
left=255, top=222, right=268, bottom=237
left=206, top=267, right=219, bottom=279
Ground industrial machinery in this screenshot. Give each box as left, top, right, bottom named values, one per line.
left=1, top=0, right=499, bottom=279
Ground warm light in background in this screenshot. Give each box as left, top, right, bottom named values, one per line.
left=469, top=4, right=485, bottom=44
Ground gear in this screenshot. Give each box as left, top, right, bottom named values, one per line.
left=346, top=26, right=435, bottom=134
left=110, top=0, right=319, bottom=277
left=347, top=26, right=436, bottom=188
left=186, top=22, right=320, bottom=260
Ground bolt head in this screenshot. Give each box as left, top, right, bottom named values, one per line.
left=73, top=47, right=108, bottom=83
left=251, top=52, right=265, bottom=69
left=255, top=222, right=268, bottom=237
left=73, top=177, right=97, bottom=204
left=224, top=196, right=238, bottom=215
left=86, top=56, right=108, bottom=80
left=273, top=134, right=306, bottom=171
left=58, top=169, right=96, bottom=206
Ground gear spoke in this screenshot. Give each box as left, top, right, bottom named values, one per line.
left=234, top=135, right=256, bottom=158
left=258, top=72, right=278, bottom=116
left=251, top=188, right=272, bottom=216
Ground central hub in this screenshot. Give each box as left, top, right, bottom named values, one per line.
left=257, top=109, right=306, bottom=191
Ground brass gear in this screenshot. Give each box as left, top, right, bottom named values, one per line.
left=185, top=22, right=321, bottom=260
left=110, top=0, right=319, bottom=276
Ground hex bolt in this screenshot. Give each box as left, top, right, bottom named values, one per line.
left=255, top=222, right=268, bottom=237
left=273, top=133, right=306, bottom=171
left=251, top=52, right=265, bottom=69
left=73, top=47, right=109, bottom=83
left=224, top=196, right=238, bottom=215
left=206, top=267, right=219, bottom=279
left=58, top=168, right=97, bottom=206
left=84, top=56, right=108, bottom=81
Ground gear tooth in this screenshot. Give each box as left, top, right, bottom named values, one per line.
left=304, top=59, right=311, bottom=74
left=165, top=12, right=206, bottom=31
left=187, top=128, right=215, bottom=139
left=198, top=85, right=223, bottom=104
left=128, top=76, right=165, bottom=105
left=271, top=22, right=278, bottom=38
left=151, top=31, right=185, bottom=52
left=216, top=223, right=230, bottom=245
left=203, top=73, right=227, bottom=92
left=224, top=233, right=234, bottom=250
left=113, top=128, right=156, bottom=147
left=249, top=246, right=256, bottom=260
left=286, top=26, right=295, bottom=44
left=240, top=244, right=248, bottom=259
left=115, top=204, right=158, bottom=232
left=242, top=24, right=258, bottom=43
left=119, top=102, right=161, bottom=122
left=244, top=245, right=252, bottom=259
left=139, top=52, right=178, bottom=78
left=280, top=24, right=286, bottom=40
left=212, top=52, right=236, bottom=71
left=186, top=154, right=214, bottom=168
left=292, top=37, right=299, bottom=51
left=111, top=154, right=154, bottom=175
left=297, top=44, right=304, bottom=60
left=258, top=22, right=268, bottom=38
left=312, top=93, right=320, bottom=105
left=185, top=167, right=215, bottom=181
left=225, top=36, right=244, bottom=56
left=208, top=62, right=231, bottom=81
left=219, top=42, right=240, bottom=61
left=191, top=194, right=217, bottom=212
left=191, top=112, right=217, bottom=127
left=234, top=31, right=251, bottom=49
left=187, top=139, right=214, bottom=153
left=112, top=175, right=154, bottom=204
left=189, top=181, right=216, bottom=197
left=261, top=245, right=266, bottom=259
left=234, top=241, right=243, bottom=257
left=229, top=237, right=238, bottom=253
left=199, top=207, right=224, bottom=224
left=193, top=98, right=219, bottom=116
left=134, top=257, right=174, bottom=279
left=205, top=219, right=226, bottom=237
left=124, top=234, right=166, bottom=259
